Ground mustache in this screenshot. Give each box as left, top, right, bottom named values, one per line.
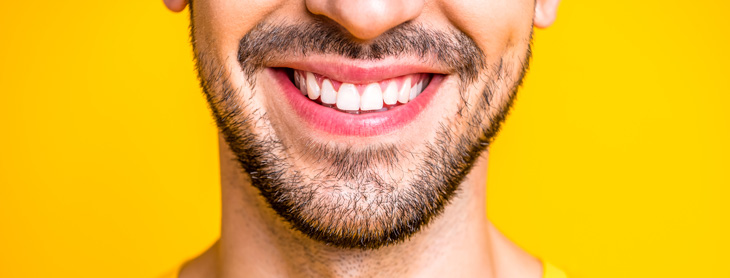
left=237, top=19, right=486, bottom=85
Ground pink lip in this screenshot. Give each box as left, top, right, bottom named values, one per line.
left=268, top=58, right=447, bottom=84
left=268, top=68, right=444, bottom=137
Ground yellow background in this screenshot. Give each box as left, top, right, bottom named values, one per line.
left=1, top=0, right=728, bottom=277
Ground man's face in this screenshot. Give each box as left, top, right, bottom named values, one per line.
left=190, top=0, right=534, bottom=249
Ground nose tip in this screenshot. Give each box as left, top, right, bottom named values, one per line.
left=306, top=0, right=424, bottom=40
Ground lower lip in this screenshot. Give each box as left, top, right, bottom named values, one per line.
left=269, top=68, right=444, bottom=137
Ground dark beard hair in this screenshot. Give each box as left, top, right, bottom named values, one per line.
left=236, top=19, right=485, bottom=88
left=190, top=11, right=532, bottom=249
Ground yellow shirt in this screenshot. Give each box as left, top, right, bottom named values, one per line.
left=543, top=261, right=568, bottom=278
left=159, top=260, right=566, bottom=278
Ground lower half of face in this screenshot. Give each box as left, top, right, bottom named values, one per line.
left=191, top=0, right=534, bottom=249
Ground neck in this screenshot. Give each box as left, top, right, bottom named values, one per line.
left=180, top=135, right=541, bottom=278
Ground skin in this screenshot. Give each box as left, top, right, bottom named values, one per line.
left=163, top=0, right=560, bottom=277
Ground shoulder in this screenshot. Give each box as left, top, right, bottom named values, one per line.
left=542, top=261, right=568, bottom=278
left=488, top=223, right=560, bottom=278
left=160, top=242, right=218, bottom=278
left=158, top=268, right=180, bottom=278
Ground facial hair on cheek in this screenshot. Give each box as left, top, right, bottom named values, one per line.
left=190, top=14, right=533, bottom=249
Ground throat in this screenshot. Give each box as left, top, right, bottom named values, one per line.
left=209, top=142, right=496, bottom=278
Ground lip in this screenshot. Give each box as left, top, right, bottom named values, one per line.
left=268, top=67, right=445, bottom=137
left=268, top=57, right=448, bottom=84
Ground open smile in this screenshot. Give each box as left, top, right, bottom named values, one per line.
left=268, top=62, right=446, bottom=137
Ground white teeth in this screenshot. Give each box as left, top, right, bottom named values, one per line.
left=293, top=71, right=431, bottom=111
left=320, top=79, right=337, bottom=104
left=398, top=77, right=411, bottom=104
left=306, top=72, right=320, bottom=100
left=383, top=81, right=398, bottom=105
left=336, top=83, right=360, bottom=111
left=409, top=80, right=427, bottom=101
left=361, top=83, right=384, bottom=111
left=409, top=82, right=419, bottom=100
left=296, top=72, right=307, bottom=95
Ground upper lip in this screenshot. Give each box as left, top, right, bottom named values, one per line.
left=267, top=55, right=450, bottom=83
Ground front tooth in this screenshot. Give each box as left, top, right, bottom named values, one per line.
left=398, top=77, right=411, bottom=104
left=336, top=83, right=360, bottom=111
left=320, top=79, right=337, bottom=104
left=361, top=83, right=384, bottom=111
left=383, top=81, right=398, bottom=105
left=306, top=72, right=320, bottom=100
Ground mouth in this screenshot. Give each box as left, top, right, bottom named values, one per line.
left=268, top=64, right=445, bottom=137
left=288, top=69, right=433, bottom=114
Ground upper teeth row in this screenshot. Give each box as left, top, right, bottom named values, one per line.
left=293, top=71, right=431, bottom=112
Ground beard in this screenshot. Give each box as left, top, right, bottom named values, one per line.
left=190, top=16, right=532, bottom=249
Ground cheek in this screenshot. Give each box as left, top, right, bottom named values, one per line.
left=436, top=0, right=534, bottom=110
left=193, top=0, right=284, bottom=62
left=438, top=0, right=533, bottom=60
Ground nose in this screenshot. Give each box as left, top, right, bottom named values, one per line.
left=305, top=0, right=424, bottom=40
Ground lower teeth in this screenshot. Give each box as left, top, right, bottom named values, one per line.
left=319, top=103, right=396, bottom=114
